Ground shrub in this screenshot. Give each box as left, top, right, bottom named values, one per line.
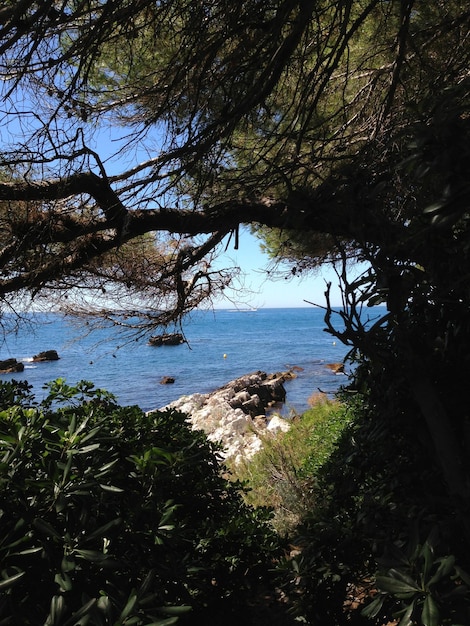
left=363, top=525, right=470, bottom=626
left=284, top=389, right=470, bottom=625
left=232, top=395, right=351, bottom=535
left=0, top=379, right=281, bottom=625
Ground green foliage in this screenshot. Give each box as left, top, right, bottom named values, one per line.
left=279, top=380, right=470, bottom=625
left=1, top=3, right=470, bottom=623
left=363, top=527, right=470, bottom=626
left=251, top=225, right=349, bottom=277
left=232, top=397, right=351, bottom=535
left=228, top=391, right=435, bottom=624
left=0, top=379, right=281, bottom=625
left=299, top=398, right=354, bottom=477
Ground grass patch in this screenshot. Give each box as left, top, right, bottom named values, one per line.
left=230, top=393, right=353, bottom=535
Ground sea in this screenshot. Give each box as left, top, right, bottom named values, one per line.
left=0, top=307, right=383, bottom=415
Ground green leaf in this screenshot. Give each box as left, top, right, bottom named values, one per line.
left=423, top=201, right=445, bottom=214
left=82, top=517, right=122, bottom=543
left=376, top=575, right=420, bottom=598
left=0, top=533, right=31, bottom=555
left=118, top=589, right=138, bottom=621
left=68, top=414, right=77, bottom=435
left=0, top=569, right=25, bottom=590
left=46, top=594, right=66, bottom=626
left=74, top=549, right=109, bottom=563
left=54, top=571, right=72, bottom=592
left=33, top=518, right=62, bottom=540
left=389, top=567, right=422, bottom=588
left=79, top=425, right=102, bottom=444
left=62, top=598, right=97, bottom=626
left=427, top=555, right=455, bottom=587
left=60, top=452, right=73, bottom=484
left=361, top=594, right=385, bottom=619
left=99, top=483, right=124, bottom=493
left=158, top=501, right=179, bottom=527
left=97, top=595, right=112, bottom=613
left=136, top=569, right=155, bottom=597
left=14, top=546, right=43, bottom=556
left=157, top=606, right=192, bottom=616
left=74, top=442, right=101, bottom=454
left=93, top=458, right=119, bottom=479
left=420, top=542, right=434, bottom=582
left=0, top=434, right=18, bottom=445
left=398, top=598, right=416, bottom=626
left=422, top=594, right=439, bottom=626
left=61, top=555, right=76, bottom=573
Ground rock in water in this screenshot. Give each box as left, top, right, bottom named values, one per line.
left=32, top=350, right=60, bottom=362
left=326, top=362, right=344, bottom=374
left=0, top=358, right=24, bottom=373
left=148, top=333, right=185, bottom=346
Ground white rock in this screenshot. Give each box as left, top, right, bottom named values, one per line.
left=150, top=370, right=294, bottom=462
left=267, top=414, right=291, bottom=433
left=228, top=415, right=250, bottom=434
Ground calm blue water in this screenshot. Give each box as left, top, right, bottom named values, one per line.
left=0, top=308, right=381, bottom=414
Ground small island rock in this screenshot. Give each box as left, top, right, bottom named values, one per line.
left=32, top=350, right=60, bottom=362
left=0, top=358, right=24, bottom=373
left=148, top=333, right=185, bottom=346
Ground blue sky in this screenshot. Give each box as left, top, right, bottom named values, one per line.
left=212, top=228, right=359, bottom=309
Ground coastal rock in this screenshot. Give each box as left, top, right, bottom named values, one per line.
left=32, top=350, right=59, bottom=362
left=218, top=370, right=291, bottom=416
left=242, top=393, right=261, bottom=414
left=326, top=362, right=345, bottom=374
left=0, top=358, right=24, bottom=373
left=155, top=370, right=294, bottom=463
left=229, top=390, right=251, bottom=408
left=148, top=333, right=185, bottom=346
left=267, top=415, right=292, bottom=433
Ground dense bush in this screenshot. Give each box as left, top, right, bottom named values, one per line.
left=0, top=379, right=281, bottom=625
left=286, top=388, right=470, bottom=626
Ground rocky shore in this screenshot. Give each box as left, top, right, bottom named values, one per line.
left=155, top=370, right=296, bottom=464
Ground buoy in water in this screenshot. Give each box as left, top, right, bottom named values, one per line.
left=223, top=353, right=227, bottom=359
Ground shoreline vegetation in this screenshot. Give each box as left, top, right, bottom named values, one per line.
left=0, top=1, right=468, bottom=622
left=0, top=374, right=351, bottom=625
left=2, top=371, right=468, bottom=625
left=0, top=378, right=294, bottom=624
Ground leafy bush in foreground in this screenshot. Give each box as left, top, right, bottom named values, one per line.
left=0, top=379, right=281, bottom=625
